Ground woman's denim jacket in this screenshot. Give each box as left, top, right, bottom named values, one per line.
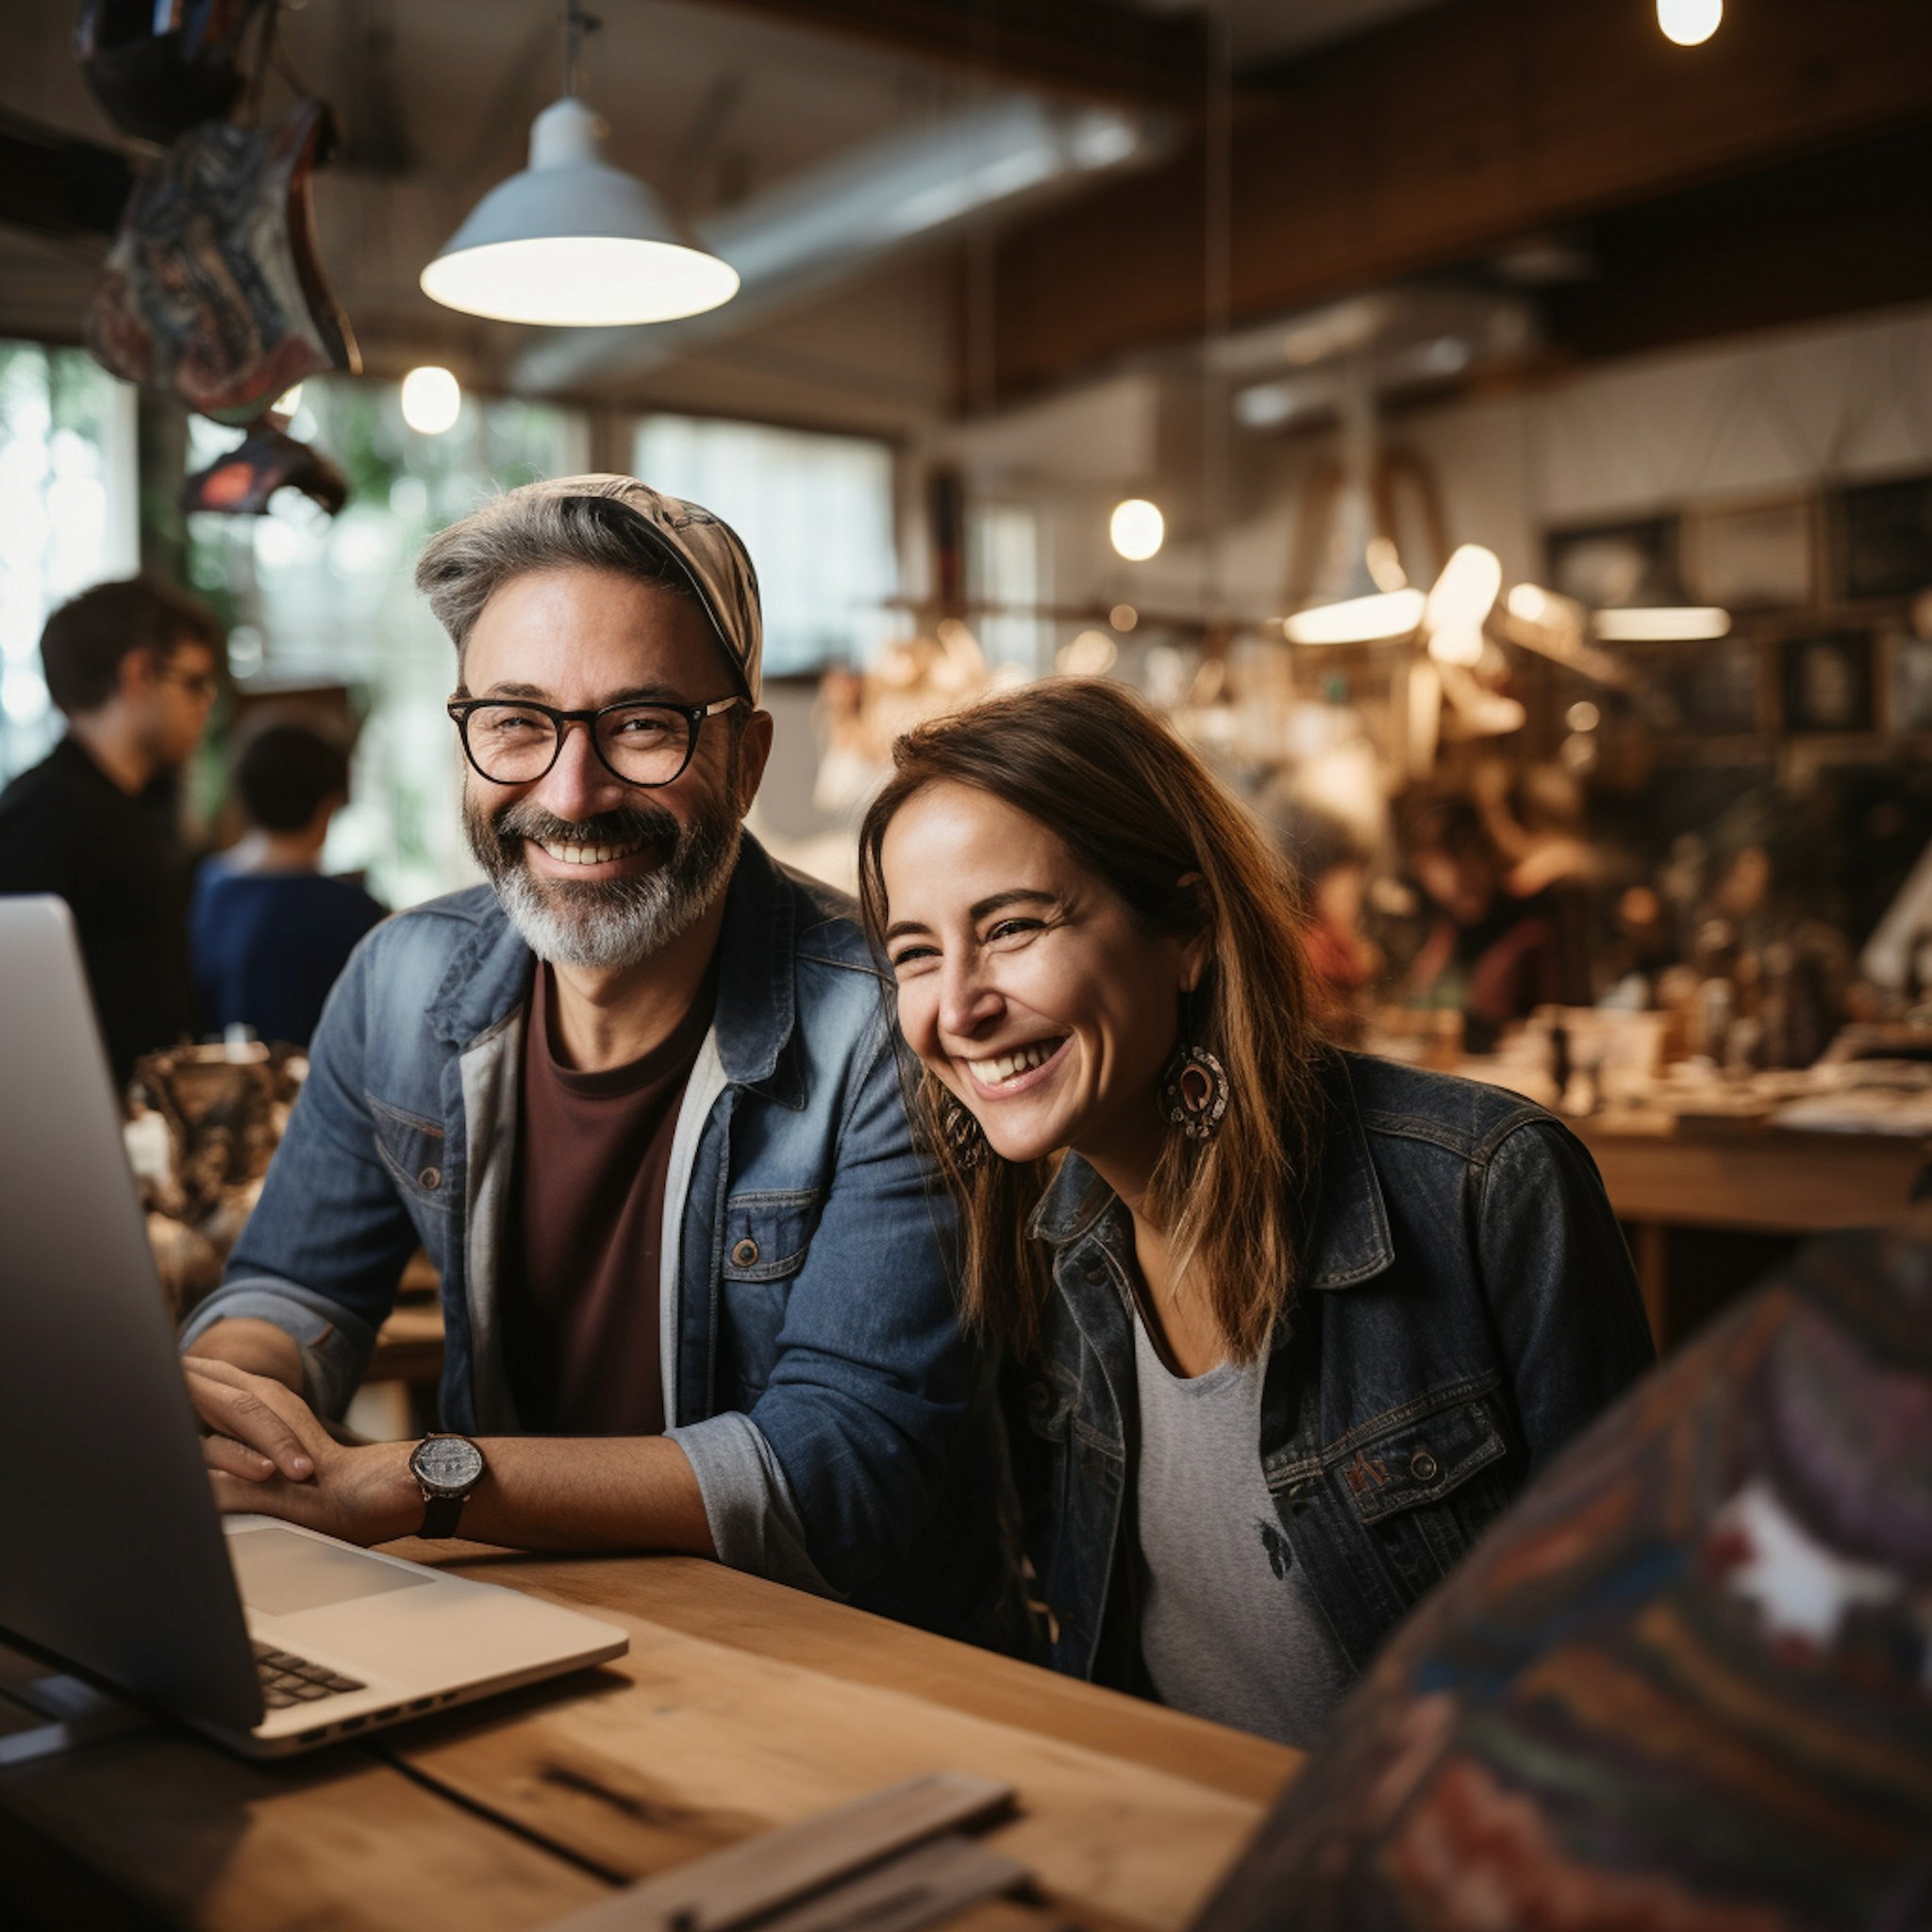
left=1008, top=1050, right=1657, bottom=1687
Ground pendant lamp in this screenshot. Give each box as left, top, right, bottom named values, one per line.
left=421, top=3, right=738, bottom=327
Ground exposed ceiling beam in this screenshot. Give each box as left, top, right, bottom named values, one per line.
left=702, top=0, right=1210, bottom=109
left=1542, top=122, right=1932, bottom=362
left=987, top=0, right=1932, bottom=397
left=0, top=110, right=130, bottom=241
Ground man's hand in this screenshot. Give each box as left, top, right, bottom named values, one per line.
left=184, top=1357, right=419, bottom=1545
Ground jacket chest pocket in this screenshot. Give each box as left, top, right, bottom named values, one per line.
left=1330, top=1381, right=1514, bottom=1606
left=368, top=1095, right=448, bottom=1213
left=721, top=1188, right=819, bottom=1283
left=717, top=1189, right=819, bottom=1403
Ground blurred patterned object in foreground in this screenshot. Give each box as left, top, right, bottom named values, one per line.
left=1196, top=1224, right=1932, bottom=1932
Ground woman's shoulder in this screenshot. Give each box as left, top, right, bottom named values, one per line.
left=1329, top=1048, right=1565, bottom=1168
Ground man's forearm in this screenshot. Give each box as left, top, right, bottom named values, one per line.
left=188, top=1317, right=306, bottom=1391
left=350, top=1434, right=718, bottom=1556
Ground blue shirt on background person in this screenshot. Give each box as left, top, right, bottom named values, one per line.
left=190, top=718, right=383, bottom=1048
left=192, top=860, right=384, bottom=1048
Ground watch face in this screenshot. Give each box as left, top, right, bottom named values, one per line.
left=411, top=1435, right=483, bottom=1495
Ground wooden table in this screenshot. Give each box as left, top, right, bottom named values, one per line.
left=1568, top=1113, right=1927, bottom=1344
left=0, top=1550, right=1297, bottom=1932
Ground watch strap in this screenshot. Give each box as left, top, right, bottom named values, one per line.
left=418, top=1490, right=467, bottom=1539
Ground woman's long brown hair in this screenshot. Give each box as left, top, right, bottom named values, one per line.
left=857, top=679, right=1327, bottom=1361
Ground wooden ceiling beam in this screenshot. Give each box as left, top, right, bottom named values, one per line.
left=988, top=0, right=1932, bottom=395
left=703, top=0, right=1209, bottom=109
left=0, top=110, right=130, bottom=241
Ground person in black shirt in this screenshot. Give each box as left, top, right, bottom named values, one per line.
left=0, top=578, right=225, bottom=1087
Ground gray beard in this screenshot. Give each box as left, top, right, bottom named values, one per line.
left=462, top=785, right=741, bottom=971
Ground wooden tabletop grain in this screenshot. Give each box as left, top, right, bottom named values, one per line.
left=0, top=1548, right=1299, bottom=1932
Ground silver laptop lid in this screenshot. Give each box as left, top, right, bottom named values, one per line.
left=0, top=896, right=259, bottom=1731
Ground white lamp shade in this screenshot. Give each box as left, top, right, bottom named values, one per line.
left=421, top=97, right=740, bottom=325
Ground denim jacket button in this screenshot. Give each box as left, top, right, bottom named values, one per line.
left=1409, top=1448, right=1439, bottom=1483
left=418, top=1166, right=441, bottom=1191
left=731, top=1237, right=760, bottom=1267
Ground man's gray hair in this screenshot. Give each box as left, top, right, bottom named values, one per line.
left=413, top=476, right=700, bottom=659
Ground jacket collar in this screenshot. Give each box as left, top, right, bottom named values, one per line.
left=425, top=833, right=806, bottom=1108
left=1025, top=1048, right=1393, bottom=1291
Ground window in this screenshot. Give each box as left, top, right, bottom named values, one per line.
left=185, top=378, right=586, bottom=908
left=968, top=499, right=1049, bottom=676
left=0, top=344, right=139, bottom=784
left=633, top=415, right=899, bottom=677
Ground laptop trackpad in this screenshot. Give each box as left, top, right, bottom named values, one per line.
left=229, top=1524, right=437, bottom=1616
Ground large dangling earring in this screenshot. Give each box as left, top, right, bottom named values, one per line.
left=938, top=1092, right=991, bottom=1171
left=1161, top=995, right=1230, bottom=1144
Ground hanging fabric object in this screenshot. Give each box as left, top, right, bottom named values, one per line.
left=85, top=98, right=360, bottom=425
left=76, top=0, right=274, bottom=147
left=180, top=417, right=348, bottom=518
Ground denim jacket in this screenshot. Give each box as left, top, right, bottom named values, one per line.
left=1008, top=1050, right=1656, bottom=1688
left=182, top=837, right=1001, bottom=1633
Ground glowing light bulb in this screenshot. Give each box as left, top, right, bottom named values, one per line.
left=1657, top=0, right=1721, bottom=46
left=1424, top=543, right=1501, bottom=666
left=401, top=366, right=461, bottom=436
left=1110, top=499, right=1164, bottom=562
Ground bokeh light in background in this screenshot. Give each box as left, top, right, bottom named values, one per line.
left=1058, top=629, right=1118, bottom=677
left=0, top=343, right=138, bottom=784
left=1109, top=498, right=1164, bottom=561
left=400, top=366, right=462, bottom=436
left=1657, top=0, right=1722, bottom=46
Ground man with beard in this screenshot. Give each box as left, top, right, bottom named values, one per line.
left=175, top=476, right=1004, bottom=1641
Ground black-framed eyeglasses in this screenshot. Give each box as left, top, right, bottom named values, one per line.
left=158, top=668, right=222, bottom=703
left=446, top=692, right=747, bottom=789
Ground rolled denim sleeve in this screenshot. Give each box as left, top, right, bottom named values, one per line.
left=178, top=1279, right=380, bottom=1421
left=668, top=1410, right=838, bottom=1595
left=727, top=1024, right=970, bottom=1598
left=1476, top=1117, right=1657, bottom=1471
left=178, top=933, right=421, bottom=1418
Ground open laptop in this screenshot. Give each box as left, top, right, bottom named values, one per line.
left=0, top=895, right=627, bottom=1757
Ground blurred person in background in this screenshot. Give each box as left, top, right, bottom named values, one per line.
left=192, top=719, right=385, bottom=1049
left=0, top=577, right=225, bottom=1087
left=1260, top=784, right=1381, bottom=1041
left=1474, top=758, right=1601, bottom=1004
left=1400, top=791, right=1560, bottom=1052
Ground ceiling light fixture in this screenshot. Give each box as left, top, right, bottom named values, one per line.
left=1657, top=0, right=1722, bottom=45
left=1110, top=499, right=1165, bottom=562
left=1424, top=543, right=1501, bottom=666
left=421, top=2, right=738, bottom=327
left=1282, top=366, right=1426, bottom=645
left=1282, top=590, right=1424, bottom=646
left=1592, top=607, right=1731, bottom=641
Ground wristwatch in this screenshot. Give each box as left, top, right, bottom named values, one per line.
left=408, top=1433, right=486, bottom=1538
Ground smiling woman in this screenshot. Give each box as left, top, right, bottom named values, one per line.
left=856, top=681, right=1655, bottom=1747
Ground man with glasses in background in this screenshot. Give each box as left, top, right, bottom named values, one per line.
left=0, top=577, right=225, bottom=1087
left=176, top=475, right=1007, bottom=1642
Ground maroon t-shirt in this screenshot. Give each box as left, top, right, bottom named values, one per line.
left=500, top=963, right=714, bottom=1435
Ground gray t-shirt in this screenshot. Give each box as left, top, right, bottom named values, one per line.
left=1133, top=1307, right=1357, bottom=1748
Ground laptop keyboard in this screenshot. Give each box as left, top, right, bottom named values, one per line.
left=253, top=1639, right=365, bottom=1708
